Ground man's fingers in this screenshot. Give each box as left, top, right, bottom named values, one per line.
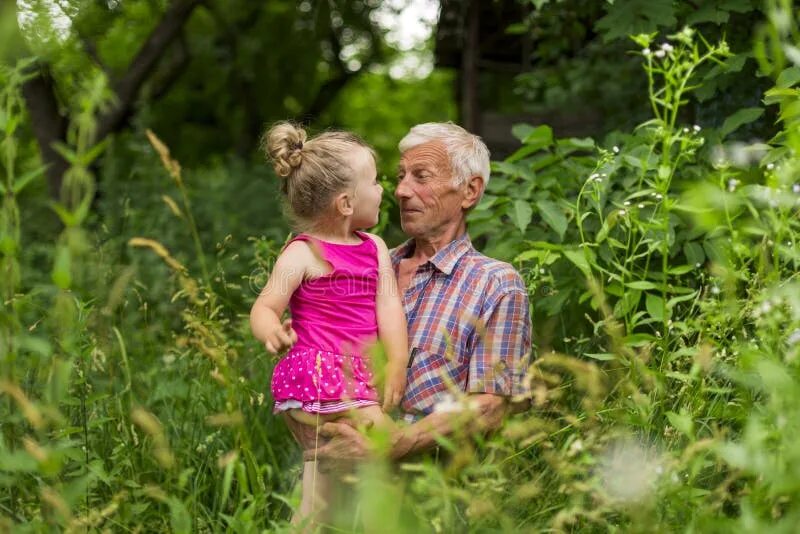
left=303, top=446, right=325, bottom=461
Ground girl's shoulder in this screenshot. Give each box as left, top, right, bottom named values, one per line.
left=359, top=231, right=388, bottom=251
left=277, top=237, right=318, bottom=267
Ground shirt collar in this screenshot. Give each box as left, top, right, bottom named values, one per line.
left=390, top=232, right=473, bottom=276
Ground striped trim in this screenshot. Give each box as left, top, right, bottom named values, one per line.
left=273, top=398, right=378, bottom=415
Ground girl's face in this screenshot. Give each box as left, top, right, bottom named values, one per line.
left=348, top=147, right=382, bottom=229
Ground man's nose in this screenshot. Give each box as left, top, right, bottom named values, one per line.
left=395, top=179, right=412, bottom=199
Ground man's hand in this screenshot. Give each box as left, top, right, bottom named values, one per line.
left=264, top=318, right=297, bottom=354
left=302, top=421, right=374, bottom=471
left=382, top=364, right=406, bottom=412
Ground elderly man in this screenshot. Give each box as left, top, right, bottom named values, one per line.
left=289, top=122, right=532, bottom=462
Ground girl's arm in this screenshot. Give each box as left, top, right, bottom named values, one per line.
left=249, top=241, right=309, bottom=353
left=367, top=234, right=409, bottom=411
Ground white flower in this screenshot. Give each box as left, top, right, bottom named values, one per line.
left=597, top=439, right=662, bottom=503
left=570, top=439, right=584, bottom=453
left=683, top=127, right=690, bottom=133
left=793, top=184, right=800, bottom=194
left=728, top=179, right=738, bottom=192
left=618, top=209, right=626, bottom=216
left=661, top=43, right=674, bottom=52
left=655, top=49, right=666, bottom=58
left=638, top=203, right=645, bottom=209
left=643, top=48, right=651, bottom=56
left=695, top=262, right=701, bottom=268
left=788, top=329, right=800, bottom=345
left=613, top=145, right=620, bottom=153
left=767, top=163, right=775, bottom=170
left=624, top=201, right=631, bottom=206
left=656, top=194, right=664, bottom=200
left=693, top=125, right=701, bottom=132
left=711, top=286, right=720, bottom=295
left=539, top=268, right=546, bottom=274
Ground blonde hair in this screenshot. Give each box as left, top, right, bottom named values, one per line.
left=262, top=122, right=374, bottom=230
left=398, top=122, right=491, bottom=187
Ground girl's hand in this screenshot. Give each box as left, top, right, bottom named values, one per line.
left=382, top=364, right=406, bottom=412
left=264, top=319, right=298, bottom=354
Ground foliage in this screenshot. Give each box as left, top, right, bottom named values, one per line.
left=2, top=0, right=800, bottom=532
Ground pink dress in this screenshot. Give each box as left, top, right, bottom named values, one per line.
left=271, top=231, right=380, bottom=414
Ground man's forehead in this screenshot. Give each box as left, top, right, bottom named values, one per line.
left=399, top=141, right=449, bottom=168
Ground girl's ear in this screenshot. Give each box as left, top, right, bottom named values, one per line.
left=335, top=192, right=354, bottom=217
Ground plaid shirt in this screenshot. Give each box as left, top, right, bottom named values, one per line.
left=390, top=233, right=532, bottom=420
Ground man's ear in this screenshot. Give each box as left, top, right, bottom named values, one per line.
left=461, top=175, right=485, bottom=210
left=335, top=192, right=354, bottom=216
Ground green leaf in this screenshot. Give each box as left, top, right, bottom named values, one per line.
left=78, top=138, right=109, bottom=167
left=666, top=410, right=695, bottom=439
left=536, top=200, right=567, bottom=239
left=511, top=124, right=536, bottom=142
left=563, top=248, right=593, bottom=276
left=511, top=200, right=533, bottom=233
left=626, top=280, right=657, bottom=290
left=168, top=497, right=191, bottom=534
left=623, top=333, right=656, bottom=346
left=720, top=107, right=764, bottom=138
left=595, top=0, right=677, bottom=42
left=52, top=142, right=79, bottom=165
left=491, top=161, right=536, bottom=182
left=52, top=245, right=71, bottom=289
left=49, top=202, right=77, bottom=227
left=521, top=124, right=553, bottom=146
left=584, top=353, right=616, bottom=361
left=683, top=241, right=705, bottom=266
left=12, top=166, right=46, bottom=194
left=646, top=292, right=665, bottom=321
left=776, top=66, right=800, bottom=88
left=667, top=290, right=699, bottom=308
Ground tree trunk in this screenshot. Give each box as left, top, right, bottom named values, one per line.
left=21, top=67, right=69, bottom=198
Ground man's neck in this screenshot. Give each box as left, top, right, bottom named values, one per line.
left=410, top=220, right=467, bottom=261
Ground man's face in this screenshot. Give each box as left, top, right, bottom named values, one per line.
left=396, top=141, right=464, bottom=238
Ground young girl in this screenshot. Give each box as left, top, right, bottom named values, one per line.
left=249, top=122, right=408, bottom=525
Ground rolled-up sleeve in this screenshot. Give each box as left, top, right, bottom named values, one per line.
left=467, top=287, right=532, bottom=399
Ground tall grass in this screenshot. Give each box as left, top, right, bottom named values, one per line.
left=1, top=2, right=800, bottom=532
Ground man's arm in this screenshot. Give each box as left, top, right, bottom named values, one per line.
left=303, top=393, right=509, bottom=463
left=388, top=393, right=508, bottom=460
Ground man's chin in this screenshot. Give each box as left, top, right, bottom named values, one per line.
left=399, top=219, right=420, bottom=236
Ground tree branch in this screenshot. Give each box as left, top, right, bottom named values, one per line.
left=147, top=33, right=190, bottom=102
left=95, top=0, right=202, bottom=140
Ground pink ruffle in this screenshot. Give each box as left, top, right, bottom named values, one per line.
left=270, top=347, right=379, bottom=406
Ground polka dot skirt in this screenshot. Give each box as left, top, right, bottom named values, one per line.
left=270, top=347, right=378, bottom=414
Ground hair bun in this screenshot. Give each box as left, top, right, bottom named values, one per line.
left=263, top=122, right=308, bottom=177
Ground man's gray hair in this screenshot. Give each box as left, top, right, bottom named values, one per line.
left=398, top=122, right=491, bottom=187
